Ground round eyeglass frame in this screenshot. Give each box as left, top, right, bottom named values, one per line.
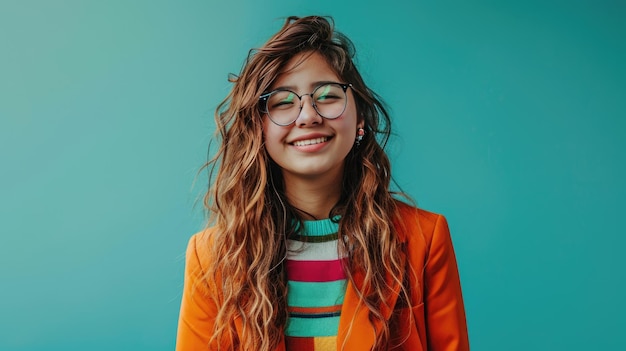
left=259, top=82, right=353, bottom=126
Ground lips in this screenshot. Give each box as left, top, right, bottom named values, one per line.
left=291, top=137, right=329, bottom=147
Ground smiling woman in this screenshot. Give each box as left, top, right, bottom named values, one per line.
left=176, top=16, right=469, bottom=351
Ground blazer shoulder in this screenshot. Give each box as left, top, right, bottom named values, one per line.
left=395, top=201, right=445, bottom=237
left=395, top=200, right=442, bottom=220
left=186, top=227, right=218, bottom=273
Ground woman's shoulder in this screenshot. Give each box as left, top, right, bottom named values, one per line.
left=185, top=227, right=219, bottom=272
left=394, top=200, right=449, bottom=245
left=191, top=226, right=218, bottom=243
left=395, top=200, right=442, bottom=222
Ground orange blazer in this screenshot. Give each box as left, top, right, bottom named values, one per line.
left=176, top=202, right=469, bottom=350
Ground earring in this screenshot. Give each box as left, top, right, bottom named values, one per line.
left=355, top=128, right=365, bottom=147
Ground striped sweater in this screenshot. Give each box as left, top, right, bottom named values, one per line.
left=285, top=217, right=345, bottom=351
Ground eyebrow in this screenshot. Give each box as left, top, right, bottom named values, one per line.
left=271, top=80, right=341, bottom=92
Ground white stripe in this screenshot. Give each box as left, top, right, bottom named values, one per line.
left=287, top=239, right=345, bottom=261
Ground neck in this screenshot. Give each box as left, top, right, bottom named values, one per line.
left=282, top=171, right=343, bottom=220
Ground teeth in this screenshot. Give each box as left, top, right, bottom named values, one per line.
left=293, top=137, right=328, bottom=147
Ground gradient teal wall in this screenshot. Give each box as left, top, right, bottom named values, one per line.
left=1, top=0, right=624, bottom=350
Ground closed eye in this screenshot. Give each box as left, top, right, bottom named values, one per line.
left=316, top=94, right=342, bottom=103
left=270, top=92, right=297, bottom=110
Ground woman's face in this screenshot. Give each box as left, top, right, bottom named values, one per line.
left=262, top=51, right=362, bottom=185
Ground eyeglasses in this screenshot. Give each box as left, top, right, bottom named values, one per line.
left=259, top=82, right=352, bottom=126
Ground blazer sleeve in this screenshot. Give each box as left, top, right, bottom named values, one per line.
left=176, top=234, right=217, bottom=351
left=423, top=215, right=470, bottom=351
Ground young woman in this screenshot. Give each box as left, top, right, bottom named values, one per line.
left=176, top=16, right=469, bottom=351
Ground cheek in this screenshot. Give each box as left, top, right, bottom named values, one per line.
left=339, top=106, right=359, bottom=132
left=347, top=95, right=360, bottom=122
left=262, top=118, right=288, bottom=154
left=262, top=116, right=270, bottom=136
left=262, top=117, right=277, bottom=142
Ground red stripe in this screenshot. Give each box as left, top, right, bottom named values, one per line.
left=286, top=336, right=315, bottom=351
left=286, top=259, right=346, bottom=282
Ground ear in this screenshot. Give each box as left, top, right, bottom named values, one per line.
left=357, top=113, right=365, bottom=129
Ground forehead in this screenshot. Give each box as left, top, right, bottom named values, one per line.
left=271, top=51, right=341, bottom=90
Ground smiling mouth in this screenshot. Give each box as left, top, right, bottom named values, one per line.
left=291, top=137, right=330, bottom=147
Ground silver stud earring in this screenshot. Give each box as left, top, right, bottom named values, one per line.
left=355, top=128, right=365, bottom=147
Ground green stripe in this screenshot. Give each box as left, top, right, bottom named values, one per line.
left=290, top=233, right=338, bottom=242
left=285, top=315, right=341, bottom=337
left=287, top=280, right=346, bottom=307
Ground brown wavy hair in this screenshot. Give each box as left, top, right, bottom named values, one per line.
left=202, top=16, right=410, bottom=350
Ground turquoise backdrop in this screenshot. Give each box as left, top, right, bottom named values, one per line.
left=1, top=0, right=624, bottom=350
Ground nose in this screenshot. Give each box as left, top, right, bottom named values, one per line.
left=295, top=95, right=323, bottom=126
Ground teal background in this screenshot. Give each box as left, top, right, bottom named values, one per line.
left=1, top=0, right=624, bottom=350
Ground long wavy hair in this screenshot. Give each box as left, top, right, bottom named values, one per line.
left=202, top=16, right=410, bottom=350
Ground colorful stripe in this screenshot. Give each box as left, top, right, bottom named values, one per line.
left=289, top=304, right=342, bottom=315
left=286, top=259, right=346, bottom=282
left=295, top=217, right=340, bottom=235
left=287, top=280, right=346, bottom=307
left=287, top=239, right=344, bottom=261
left=290, top=311, right=341, bottom=319
left=314, top=336, right=337, bottom=350
left=285, top=315, right=341, bottom=336
left=290, top=232, right=338, bottom=242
